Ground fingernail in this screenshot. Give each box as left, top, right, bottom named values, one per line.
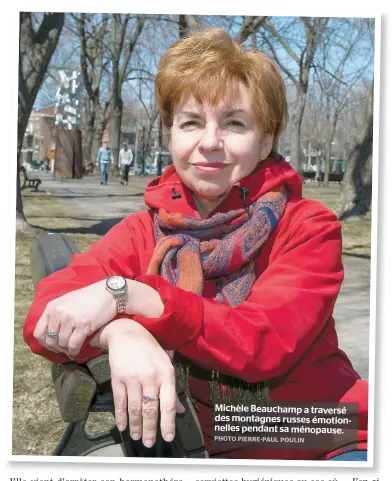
left=130, top=431, right=141, bottom=440
left=117, top=423, right=126, bottom=432
left=164, top=432, right=174, bottom=442
left=144, top=439, right=154, bottom=448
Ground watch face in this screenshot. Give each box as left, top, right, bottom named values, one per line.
left=107, top=276, right=126, bottom=291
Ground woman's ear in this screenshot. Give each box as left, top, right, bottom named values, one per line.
left=260, top=134, right=274, bottom=159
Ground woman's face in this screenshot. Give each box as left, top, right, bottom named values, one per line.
left=169, top=83, right=273, bottom=204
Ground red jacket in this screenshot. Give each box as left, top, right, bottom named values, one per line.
left=24, top=157, right=368, bottom=460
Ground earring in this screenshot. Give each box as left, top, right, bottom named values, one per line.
left=260, top=154, right=266, bottom=162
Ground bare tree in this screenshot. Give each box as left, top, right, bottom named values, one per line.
left=18, top=12, right=64, bottom=231
left=121, top=16, right=177, bottom=175
left=76, top=13, right=112, bottom=164
left=108, top=14, right=145, bottom=174
left=34, top=16, right=81, bottom=109
left=313, top=19, right=371, bottom=185
left=334, top=79, right=373, bottom=220
left=259, top=17, right=329, bottom=172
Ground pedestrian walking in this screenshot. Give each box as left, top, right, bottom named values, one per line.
left=43, top=156, right=50, bottom=173
left=96, top=140, right=113, bottom=185
left=119, top=143, right=133, bottom=186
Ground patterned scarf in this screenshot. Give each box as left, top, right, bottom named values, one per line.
left=147, top=184, right=288, bottom=306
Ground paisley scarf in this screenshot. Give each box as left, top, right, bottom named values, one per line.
left=147, top=184, right=287, bottom=306
left=146, top=183, right=288, bottom=404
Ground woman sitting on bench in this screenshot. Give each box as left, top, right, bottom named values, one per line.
left=24, top=28, right=368, bottom=462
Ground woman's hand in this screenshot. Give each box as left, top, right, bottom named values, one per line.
left=33, top=280, right=117, bottom=357
left=99, top=318, right=185, bottom=448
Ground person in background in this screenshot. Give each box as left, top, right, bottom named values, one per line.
left=43, top=156, right=50, bottom=173
left=96, top=140, right=113, bottom=185
left=119, top=143, right=133, bottom=186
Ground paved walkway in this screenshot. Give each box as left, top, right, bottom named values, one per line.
left=24, top=172, right=371, bottom=379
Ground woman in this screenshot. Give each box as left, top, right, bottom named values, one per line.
left=23, top=28, right=368, bottom=461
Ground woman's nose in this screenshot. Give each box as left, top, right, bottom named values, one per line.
left=198, top=124, right=223, bottom=152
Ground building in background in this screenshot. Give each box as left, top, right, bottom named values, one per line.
left=21, top=107, right=56, bottom=168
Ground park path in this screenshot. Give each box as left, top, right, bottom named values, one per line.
left=26, top=172, right=371, bottom=379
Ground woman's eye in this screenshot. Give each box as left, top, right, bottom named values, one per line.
left=226, top=120, right=245, bottom=128
left=180, top=121, right=199, bottom=128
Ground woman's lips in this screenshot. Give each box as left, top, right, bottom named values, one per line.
left=192, top=163, right=228, bottom=173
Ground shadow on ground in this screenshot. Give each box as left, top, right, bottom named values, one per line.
left=342, top=246, right=371, bottom=259
left=42, top=193, right=144, bottom=199
left=31, top=217, right=124, bottom=236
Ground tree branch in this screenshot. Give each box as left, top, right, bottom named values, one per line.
left=263, top=21, right=301, bottom=64
left=120, top=16, right=145, bottom=84
left=236, top=16, right=269, bottom=43
left=260, top=30, right=298, bottom=86
left=78, top=13, right=94, bottom=100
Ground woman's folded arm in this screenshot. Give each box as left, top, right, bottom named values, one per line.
left=23, top=213, right=149, bottom=364
left=133, top=203, right=344, bottom=382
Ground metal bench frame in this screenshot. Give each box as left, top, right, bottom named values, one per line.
left=20, top=165, right=42, bottom=191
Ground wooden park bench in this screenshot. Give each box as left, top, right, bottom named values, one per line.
left=30, top=232, right=208, bottom=458
left=301, top=171, right=316, bottom=183
left=316, top=172, right=344, bottom=185
left=20, top=165, right=42, bottom=191
left=302, top=171, right=344, bottom=185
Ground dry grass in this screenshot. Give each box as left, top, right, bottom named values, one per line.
left=13, top=182, right=371, bottom=456
left=13, top=197, right=108, bottom=456
left=303, top=182, right=371, bottom=258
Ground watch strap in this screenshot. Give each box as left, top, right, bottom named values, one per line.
left=115, top=295, right=126, bottom=315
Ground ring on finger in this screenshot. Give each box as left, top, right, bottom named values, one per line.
left=46, top=329, right=59, bottom=340
left=142, top=395, right=159, bottom=404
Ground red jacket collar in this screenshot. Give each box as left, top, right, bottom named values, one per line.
left=144, top=155, right=303, bottom=218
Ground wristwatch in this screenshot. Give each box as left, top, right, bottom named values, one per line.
left=105, top=275, right=127, bottom=315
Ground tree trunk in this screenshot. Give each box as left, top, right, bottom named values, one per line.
left=109, top=95, right=123, bottom=176
left=262, top=18, right=327, bottom=173
left=334, top=82, right=373, bottom=220
left=323, top=140, right=332, bottom=186
left=92, top=106, right=109, bottom=162
left=18, top=13, right=64, bottom=231
left=290, top=86, right=307, bottom=173
left=316, top=155, right=322, bottom=180
left=179, top=15, right=202, bottom=37
left=83, top=101, right=95, bottom=163
left=323, top=107, right=340, bottom=186
left=141, top=126, right=146, bottom=175
left=78, top=13, right=109, bottom=168
left=16, top=143, right=30, bottom=232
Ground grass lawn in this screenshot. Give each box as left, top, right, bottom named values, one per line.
left=12, top=182, right=371, bottom=455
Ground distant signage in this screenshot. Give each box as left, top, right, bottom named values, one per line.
left=55, top=70, right=81, bottom=130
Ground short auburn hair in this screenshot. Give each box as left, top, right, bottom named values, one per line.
left=155, top=28, right=288, bottom=150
